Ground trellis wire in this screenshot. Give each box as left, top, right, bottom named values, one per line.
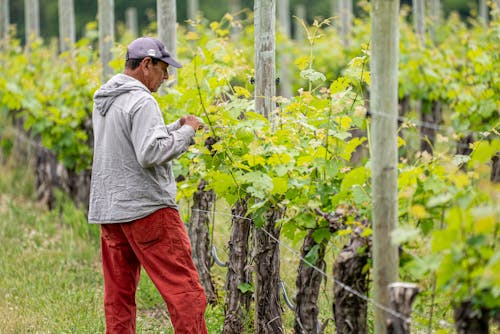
left=191, top=208, right=428, bottom=330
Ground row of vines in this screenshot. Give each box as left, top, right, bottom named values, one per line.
left=0, top=4, right=499, bottom=333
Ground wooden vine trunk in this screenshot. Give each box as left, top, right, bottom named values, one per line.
left=492, top=153, right=500, bottom=182
left=254, top=206, right=284, bottom=333
left=386, top=283, right=420, bottom=334
left=35, top=145, right=68, bottom=210
left=333, top=227, right=370, bottom=334
left=187, top=179, right=217, bottom=305
left=293, top=229, right=326, bottom=334
left=420, top=100, right=442, bottom=155
left=223, top=199, right=252, bottom=334
left=453, top=301, right=490, bottom=334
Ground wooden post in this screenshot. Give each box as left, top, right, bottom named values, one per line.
left=254, top=0, right=276, bottom=120
left=0, top=0, right=9, bottom=46
left=157, top=0, right=178, bottom=83
left=187, top=0, right=199, bottom=21
left=339, top=0, right=353, bottom=48
left=254, top=4, right=281, bottom=331
left=386, top=283, right=420, bottom=334
left=125, top=7, right=138, bottom=39
left=294, top=4, right=306, bottom=42
left=277, top=0, right=292, bottom=98
left=428, top=0, right=441, bottom=42
left=98, top=0, right=114, bottom=82
left=479, top=0, right=489, bottom=27
left=58, top=0, right=75, bottom=53
left=413, top=0, right=425, bottom=46
left=370, top=1, right=400, bottom=333
left=331, top=0, right=338, bottom=19
left=229, top=0, right=242, bottom=41
left=24, top=0, right=40, bottom=48
left=277, top=0, right=290, bottom=37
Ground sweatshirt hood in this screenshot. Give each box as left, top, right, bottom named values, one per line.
left=93, top=73, right=150, bottom=116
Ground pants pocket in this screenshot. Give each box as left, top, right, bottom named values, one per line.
left=130, top=210, right=165, bottom=248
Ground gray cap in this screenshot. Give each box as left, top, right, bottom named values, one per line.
left=126, top=37, right=182, bottom=68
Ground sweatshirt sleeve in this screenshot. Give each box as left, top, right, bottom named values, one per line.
left=166, top=119, right=181, bottom=132
left=130, top=98, right=195, bottom=168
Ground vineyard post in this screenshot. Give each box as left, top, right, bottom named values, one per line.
left=157, top=0, right=178, bottom=84
left=187, top=0, right=199, bottom=22
left=413, top=0, right=426, bottom=46
left=254, top=0, right=283, bottom=332
left=428, top=0, right=441, bottom=41
left=98, top=0, right=114, bottom=82
left=24, top=0, right=40, bottom=49
left=479, top=0, right=489, bottom=27
left=370, top=0, right=400, bottom=333
left=0, top=0, right=9, bottom=48
left=125, top=7, right=138, bottom=39
left=330, top=0, right=338, bottom=20
left=294, top=4, right=306, bottom=42
left=254, top=0, right=276, bottom=121
left=58, top=0, right=75, bottom=54
left=339, top=0, right=353, bottom=48
left=229, top=0, right=242, bottom=41
left=277, top=0, right=292, bottom=98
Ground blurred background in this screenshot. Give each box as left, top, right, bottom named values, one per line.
left=7, top=0, right=476, bottom=43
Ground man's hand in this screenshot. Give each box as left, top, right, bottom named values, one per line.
left=180, top=115, right=202, bottom=131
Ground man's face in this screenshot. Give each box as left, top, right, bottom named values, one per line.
left=143, top=58, right=169, bottom=92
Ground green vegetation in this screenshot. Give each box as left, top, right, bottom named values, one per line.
left=0, top=4, right=499, bottom=333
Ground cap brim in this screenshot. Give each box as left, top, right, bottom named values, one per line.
left=161, top=56, right=182, bottom=68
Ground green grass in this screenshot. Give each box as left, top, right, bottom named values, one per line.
left=0, top=157, right=228, bottom=333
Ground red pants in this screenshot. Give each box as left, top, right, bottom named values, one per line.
left=100, top=207, right=208, bottom=334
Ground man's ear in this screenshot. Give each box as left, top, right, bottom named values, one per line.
left=141, top=57, right=153, bottom=70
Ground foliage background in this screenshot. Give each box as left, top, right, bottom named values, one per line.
left=8, top=0, right=477, bottom=43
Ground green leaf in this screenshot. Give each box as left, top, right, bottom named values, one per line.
left=311, top=227, right=331, bottom=243
left=240, top=172, right=273, bottom=199
left=304, top=245, right=320, bottom=266
left=427, top=193, right=453, bottom=208
left=237, top=283, right=254, bottom=294
left=271, top=176, right=289, bottom=195
left=329, top=77, right=351, bottom=94
left=341, top=167, right=368, bottom=192
left=391, top=226, right=421, bottom=245
left=300, top=69, right=326, bottom=82
left=471, top=141, right=496, bottom=164
left=452, top=154, right=471, bottom=166
left=352, top=185, right=369, bottom=205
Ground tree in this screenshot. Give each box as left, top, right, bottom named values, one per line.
left=370, top=0, right=400, bottom=333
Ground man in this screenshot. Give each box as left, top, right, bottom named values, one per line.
left=88, top=37, right=208, bottom=333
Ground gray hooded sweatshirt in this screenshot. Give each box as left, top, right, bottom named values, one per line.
left=88, top=73, right=195, bottom=224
